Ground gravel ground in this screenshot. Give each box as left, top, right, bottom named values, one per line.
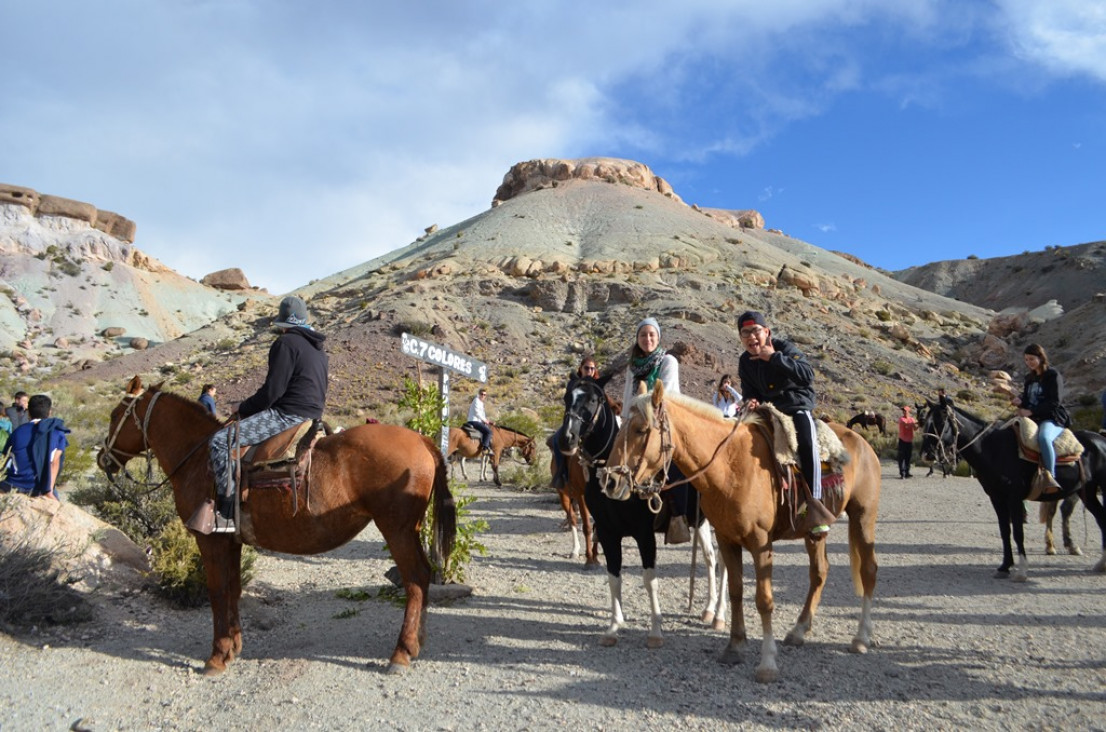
left=2, top=462, right=1105, bottom=731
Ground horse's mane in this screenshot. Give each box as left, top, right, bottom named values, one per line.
left=629, top=390, right=730, bottom=426
left=146, top=384, right=221, bottom=424
left=495, top=424, right=532, bottom=439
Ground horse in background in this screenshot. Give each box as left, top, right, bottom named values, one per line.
left=846, top=411, right=886, bottom=435
left=600, top=383, right=882, bottom=683
left=448, top=423, right=536, bottom=486
left=1042, top=495, right=1083, bottom=557
left=919, top=397, right=1106, bottom=580
left=556, top=378, right=729, bottom=645
left=98, top=377, right=456, bottom=675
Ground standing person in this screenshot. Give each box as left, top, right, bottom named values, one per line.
left=0, top=394, right=69, bottom=500
left=208, top=296, right=328, bottom=532
left=1010, top=343, right=1070, bottom=495
left=465, top=388, right=493, bottom=453
left=736, top=310, right=830, bottom=536
left=552, top=356, right=600, bottom=490
left=896, top=405, right=917, bottom=479
left=712, top=374, right=742, bottom=417
left=198, top=384, right=218, bottom=417
left=623, top=317, right=690, bottom=543
left=5, top=391, right=29, bottom=430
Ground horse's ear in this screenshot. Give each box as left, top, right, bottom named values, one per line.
left=125, top=375, right=143, bottom=396
left=652, top=379, right=666, bottom=408
left=635, top=381, right=647, bottom=396
left=596, top=372, right=614, bottom=389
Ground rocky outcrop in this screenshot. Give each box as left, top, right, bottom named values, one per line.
left=700, top=207, right=764, bottom=230
left=0, top=183, right=136, bottom=243
left=493, top=158, right=683, bottom=206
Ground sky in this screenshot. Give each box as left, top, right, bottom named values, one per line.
left=2, top=1, right=1104, bottom=295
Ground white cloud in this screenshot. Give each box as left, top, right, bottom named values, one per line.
left=995, top=0, right=1106, bottom=81
left=815, top=223, right=838, bottom=233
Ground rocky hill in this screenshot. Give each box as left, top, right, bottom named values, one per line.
left=0, top=184, right=272, bottom=375
left=65, top=158, right=1057, bottom=429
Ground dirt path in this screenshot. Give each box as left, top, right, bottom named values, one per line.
left=1, top=463, right=1105, bottom=730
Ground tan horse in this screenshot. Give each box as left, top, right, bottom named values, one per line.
left=599, top=382, right=881, bottom=683
left=447, top=424, right=536, bottom=486
left=97, top=376, right=456, bottom=676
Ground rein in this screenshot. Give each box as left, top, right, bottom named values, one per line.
left=925, top=403, right=997, bottom=466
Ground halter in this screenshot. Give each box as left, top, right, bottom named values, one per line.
left=563, top=383, right=617, bottom=479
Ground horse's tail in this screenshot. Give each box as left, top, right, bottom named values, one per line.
left=428, top=443, right=457, bottom=573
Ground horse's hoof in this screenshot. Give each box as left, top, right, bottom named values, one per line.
left=201, top=662, right=226, bottom=677
left=712, top=619, right=727, bottom=631
left=386, top=662, right=410, bottom=675
left=1046, top=546, right=1057, bottom=556
left=1068, top=546, right=1083, bottom=557
left=782, top=631, right=805, bottom=647
left=646, top=636, right=664, bottom=649
left=754, top=666, right=779, bottom=684
left=718, top=648, right=743, bottom=666
left=701, top=611, right=715, bottom=625
left=599, top=634, right=618, bottom=647
left=850, top=638, right=870, bottom=654
left=1012, top=572, right=1028, bottom=583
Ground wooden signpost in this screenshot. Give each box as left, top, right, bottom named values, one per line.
left=399, top=332, right=488, bottom=457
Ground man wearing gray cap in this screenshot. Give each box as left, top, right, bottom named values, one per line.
left=207, top=296, right=329, bottom=532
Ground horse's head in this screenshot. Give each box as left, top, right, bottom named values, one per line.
left=520, top=437, right=536, bottom=464
left=558, top=379, right=608, bottom=457
left=919, top=397, right=956, bottom=462
left=598, top=381, right=669, bottom=501
left=97, top=376, right=152, bottom=478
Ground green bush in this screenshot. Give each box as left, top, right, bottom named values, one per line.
left=148, top=520, right=256, bottom=606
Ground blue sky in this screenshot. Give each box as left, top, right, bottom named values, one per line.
left=2, top=1, right=1104, bottom=294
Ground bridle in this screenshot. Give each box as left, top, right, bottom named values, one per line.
left=100, top=389, right=214, bottom=492
left=923, top=401, right=996, bottom=467
left=563, top=382, right=617, bottom=477
left=602, top=396, right=742, bottom=513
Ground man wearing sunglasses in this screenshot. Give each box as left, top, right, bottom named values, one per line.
left=736, top=311, right=829, bottom=537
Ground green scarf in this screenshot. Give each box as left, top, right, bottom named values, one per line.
left=631, top=348, right=667, bottom=391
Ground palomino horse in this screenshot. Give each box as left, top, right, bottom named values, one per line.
left=447, top=424, right=536, bottom=486
left=97, top=377, right=456, bottom=675
left=599, top=382, right=881, bottom=683
left=919, top=398, right=1106, bottom=580
left=557, top=378, right=728, bottom=645
left=846, top=411, right=886, bottom=434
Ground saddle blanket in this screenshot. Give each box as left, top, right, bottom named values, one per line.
left=1011, top=417, right=1082, bottom=464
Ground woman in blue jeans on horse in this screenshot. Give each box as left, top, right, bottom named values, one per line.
left=1011, top=343, right=1070, bottom=495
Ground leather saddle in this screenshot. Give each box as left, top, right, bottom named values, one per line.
left=238, top=420, right=324, bottom=514
left=461, top=423, right=484, bottom=441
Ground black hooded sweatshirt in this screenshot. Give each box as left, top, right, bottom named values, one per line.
left=239, top=327, right=328, bottom=420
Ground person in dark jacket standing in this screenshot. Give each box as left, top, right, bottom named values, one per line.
left=5, top=392, right=29, bottom=430
left=736, top=310, right=829, bottom=536
left=207, top=296, right=328, bottom=531
left=1011, top=343, right=1070, bottom=495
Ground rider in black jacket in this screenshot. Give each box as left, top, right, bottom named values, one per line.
left=207, top=296, right=329, bottom=531
left=736, top=310, right=828, bottom=536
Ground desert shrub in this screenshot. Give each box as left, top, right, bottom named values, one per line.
left=872, top=361, right=893, bottom=376
left=0, top=497, right=93, bottom=627
left=147, top=520, right=256, bottom=606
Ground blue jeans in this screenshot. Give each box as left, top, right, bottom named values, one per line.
left=466, top=421, right=492, bottom=450
left=209, top=408, right=307, bottom=500
left=1037, top=420, right=1063, bottom=475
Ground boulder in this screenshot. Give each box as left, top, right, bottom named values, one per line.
left=130, top=337, right=149, bottom=350
left=36, top=194, right=97, bottom=223
left=202, top=268, right=252, bottom=291
left=101, top=327, right=126, bottom=338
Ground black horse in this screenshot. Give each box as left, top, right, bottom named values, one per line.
left=919, top=398, right=1106, bottom=580
left=557, top=378, right=726, bottom=645
left=846, top=411, right=886, bottom=435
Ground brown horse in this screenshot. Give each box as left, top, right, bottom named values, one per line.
left=447, top=424, right=536, bottom=486
left=846, top=411, right=886, bottom=434
left=599, top=382, right=881, bottom=683
left=97, top=376, right=456, bottom=676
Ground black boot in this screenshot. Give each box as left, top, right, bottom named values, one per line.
left=212, top=496, right=237, bottom=533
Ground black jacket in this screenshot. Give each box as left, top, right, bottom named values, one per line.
left=738, top=338, right=816, bottom=415
left=239, top=327, right=329, bottom=420
left=1021, top=367, right=1070, bottom=428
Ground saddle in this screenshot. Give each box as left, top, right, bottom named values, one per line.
left=239, top=419, right=324, bottom=515
left=1010, top=417, right=1083, bottom=465
left=746, top=404, right=849, bottom=537
left=462, top=423, right=484, bottom=442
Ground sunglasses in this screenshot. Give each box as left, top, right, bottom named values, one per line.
left=582, top=365, right=597, bottom=372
